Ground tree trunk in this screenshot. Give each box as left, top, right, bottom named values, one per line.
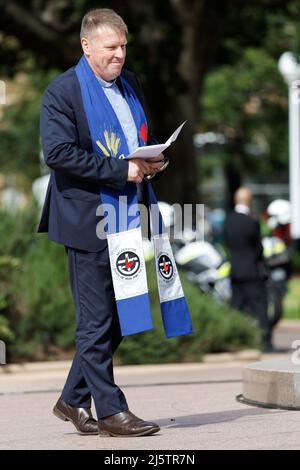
left=115, top=0, right=228, bottom=204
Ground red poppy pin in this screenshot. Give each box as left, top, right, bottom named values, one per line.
left=139, top=123, right=148, bottom=144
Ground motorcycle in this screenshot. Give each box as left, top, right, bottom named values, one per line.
left=174, top=240, right=231, bottom=302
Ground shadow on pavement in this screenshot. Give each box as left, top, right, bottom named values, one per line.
left=156, top=407, right=285, bottom=429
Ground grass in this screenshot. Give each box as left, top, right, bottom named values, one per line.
left=283, top=276, right=300, bottom=320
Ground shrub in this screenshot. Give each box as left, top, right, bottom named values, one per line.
left=10, top=235, right=75, bottom=360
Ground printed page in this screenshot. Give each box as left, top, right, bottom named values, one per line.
left=126, top=121, right=186, bottom=160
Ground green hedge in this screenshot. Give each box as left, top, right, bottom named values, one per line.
left=0, top=203, right=260, bottom=363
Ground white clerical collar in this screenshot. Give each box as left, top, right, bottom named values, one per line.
left=96, top=75, right=117, bottom=88
left=235, top=204, right=250, bottom=215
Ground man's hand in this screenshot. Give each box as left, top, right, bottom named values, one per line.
left=145, top=154, right=165, bottom=164
left=145, top=153, right=169, bottom=180
left=127, top=155, right=165, bottom=183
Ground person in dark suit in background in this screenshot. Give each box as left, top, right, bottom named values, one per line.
left=224, top=187, right=272, bottom=351
left=37, top=8, right=166, bottom=437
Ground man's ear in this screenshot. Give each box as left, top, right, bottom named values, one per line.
left=81, top=37, right=90, bottom=56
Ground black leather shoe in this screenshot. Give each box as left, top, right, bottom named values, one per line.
left=53, top=398, right=98, bottom=435
left=98, top=410, right=160, bottom=437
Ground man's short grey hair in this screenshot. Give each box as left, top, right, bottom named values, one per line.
left=80, top=8, right=128, bottom=39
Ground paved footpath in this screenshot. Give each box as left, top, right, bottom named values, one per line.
left=1, top=321, right=300, bottom=450
left=1, top=357, right=300, bottom=450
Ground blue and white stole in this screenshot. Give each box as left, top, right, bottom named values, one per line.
left=75, top=55, right=193, bottom=338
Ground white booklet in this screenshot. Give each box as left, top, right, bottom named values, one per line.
left=125, top=121, right=186, bottom=159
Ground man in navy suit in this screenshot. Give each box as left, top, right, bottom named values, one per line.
left=38, top=8, right=165, bottom=437
left=224, top=187, right=271, bottom=351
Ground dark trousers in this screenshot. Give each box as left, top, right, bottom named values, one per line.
left=61, top=246, right=128, bottom=419
left=231, top=279, right=271, bottom=346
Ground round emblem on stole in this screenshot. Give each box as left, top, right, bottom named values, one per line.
left=116, top=251, right=140, bottom=277
left=158, top=254, right=174, bottom=280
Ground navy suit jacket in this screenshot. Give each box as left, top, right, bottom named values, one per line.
left=37, top=66, right=157, bottom=251
left=224, top=211, right=264, bottom=282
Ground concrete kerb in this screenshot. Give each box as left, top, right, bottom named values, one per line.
left=0, top=350, right=263, bottom=376
left=274, top=319, right=300, bottom=331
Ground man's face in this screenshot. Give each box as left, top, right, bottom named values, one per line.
left=81, top=27, right=127, bottom=81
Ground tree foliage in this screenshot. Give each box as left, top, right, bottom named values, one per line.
left=0, top=0, right=299, bottom=202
